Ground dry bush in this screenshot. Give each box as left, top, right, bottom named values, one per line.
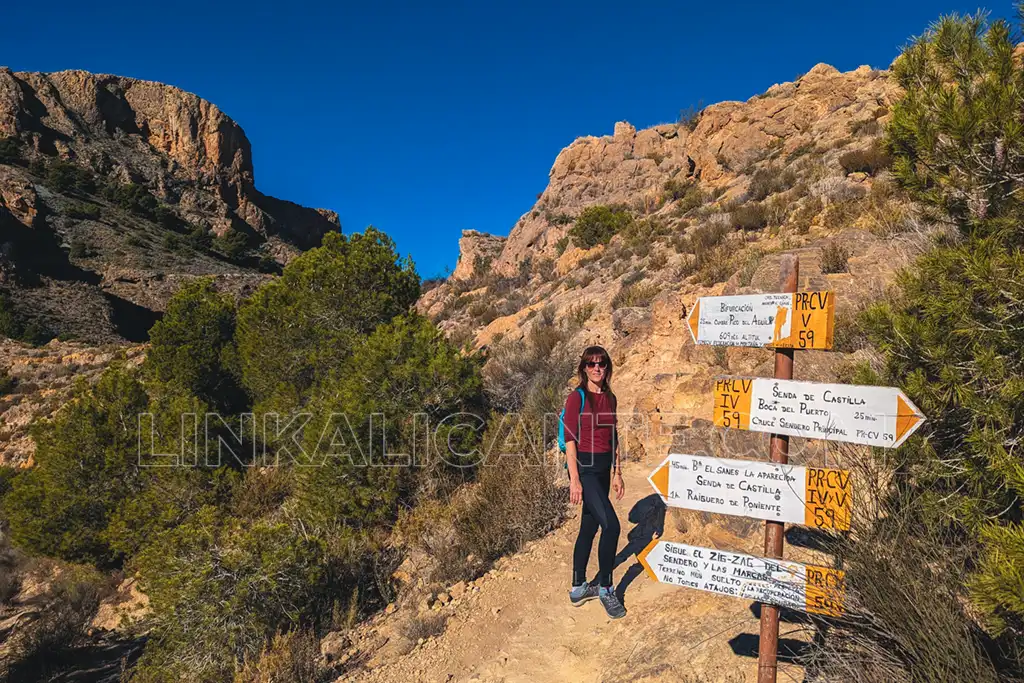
left=788, top=195, right=824, bottom=234
left=747, top=165, right=798, bottom=201
left=4, top=566, right=109, bottom=681
left=481, top=309, right=577, bottom=415
left=839, top=141, right=892, bottom=175
left=729, top=202, right=769, bottom=231
left=397, top=612, right=447, bottom=644
left=233, top=630, right=323, bottom=683
left=830, top=303, right=872, bottom=354
left=0, top=533, right=24, bottom=604
left=822, top=199, right=864, bottom=231
left=804, top=500, right=1007, bottom=682
left=648, top=250, right=669, bottom=271
left=565, top=302, right=596, bottom=330
left=400, top=425, right=566, bottom=585
left=820, top=241, right=851, bottom=273
left=612, top=281, right=660, bottom=310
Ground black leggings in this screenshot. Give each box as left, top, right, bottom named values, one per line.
left=572, top=452, right=620, bottom=588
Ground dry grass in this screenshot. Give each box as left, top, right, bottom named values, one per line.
left=799, top=443, right=1012, bottom=682
left=611, top=281, right=660, bottom=310
left=233, top=630, right=323, bottom=683
left=396, top=612, right=448, bottom=644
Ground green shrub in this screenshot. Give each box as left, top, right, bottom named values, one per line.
left=1, top=365, right=207, bottom=565
left=65, top=201, right=100, bottom=220
left=850, top=7, right=1024, bottom=652
left=45, top=161, right=96, bottom=194
left=545, top=211, right=574, bottom=226
left=570, top=205, right=633, bottom=248
left=69, top=239, right=90, bottom=259
left=145, top=277, right=244, bottom=412
left=187, top=225, right=214, bottom=250
left=132, top=508, right=328, bottom=682
left=554, top=235, right=570, bottom=256
left=236, top=228, right=420, bottom=413
left=106, top=182, right=159, bottom=218
left=296, top=313, right=484, bottom=526
left=214, top=229, right=250, bottom=260
left=163, top=232, right=185, bottom=251
left=0, top=292, right=53, bottom=346
left=0, top=135, right=22, bottom=164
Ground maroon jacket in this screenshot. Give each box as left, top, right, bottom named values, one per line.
left=563, top=387, right=618, bottom=453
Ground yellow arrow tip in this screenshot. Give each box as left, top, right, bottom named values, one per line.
left=687, top=300, right=700, bottom=342
left=636, top=537, right=661, bottom=583
left=650, top=461, right=670, bottom=498
left=896, top=395, right=923, bottom=442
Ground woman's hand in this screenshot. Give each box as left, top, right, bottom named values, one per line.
left=612, top=471, right=625, bottom=500
left=570, top=477, right=583, bottom=505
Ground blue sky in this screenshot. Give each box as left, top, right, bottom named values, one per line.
left=1, top=1, right=1007, bottom=279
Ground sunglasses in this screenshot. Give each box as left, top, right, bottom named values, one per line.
left=585, top=360, right=608, bottom=369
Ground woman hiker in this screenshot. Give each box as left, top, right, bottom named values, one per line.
left=563, top=345, right=627, bottom=619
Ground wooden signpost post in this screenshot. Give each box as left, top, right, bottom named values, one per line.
left=636, top=539, right=845, bottom=617
left=645, top=255, right=927, bottom=683
left=648, top=453, right=852, bottom=530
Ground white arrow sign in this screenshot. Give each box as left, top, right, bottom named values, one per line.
left=687, top=292, right=835, bottom=350
left=648, top=454, right=851, bottom=530
left=713, top=377, right=925, bottom=449
left=637, top=539, right=845, bottom=616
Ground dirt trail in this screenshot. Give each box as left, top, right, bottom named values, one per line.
left=337, top=462, right=812, bottom=683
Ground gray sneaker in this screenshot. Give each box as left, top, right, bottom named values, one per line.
left=569, top=582, right=600, bottom=606
left=598, top=587, right=626, bottom=619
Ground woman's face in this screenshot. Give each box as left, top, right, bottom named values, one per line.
left=585, top=356, right=608, bottom=384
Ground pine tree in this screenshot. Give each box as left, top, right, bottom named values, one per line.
left=869, top=8, right=1024, bottom=636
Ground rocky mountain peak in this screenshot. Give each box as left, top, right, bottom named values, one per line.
left=0, top=67, right=338, bottom=247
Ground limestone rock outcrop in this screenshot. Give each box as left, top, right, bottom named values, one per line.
left=451, top=230, right=506, bottom=281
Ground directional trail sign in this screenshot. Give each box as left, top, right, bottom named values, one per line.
left=648, top=453, right=851, bottom=530
left=713, top=377, right=925, bottom=449
left=637, top=539, right=845, bottom=616
left=687, top=292, right=834, bottom=350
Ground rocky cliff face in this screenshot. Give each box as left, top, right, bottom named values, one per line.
left=0, top=68, right=340, bottom=345
left=0, top=68, right=338, bottom=247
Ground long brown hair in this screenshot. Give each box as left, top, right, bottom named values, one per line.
left=575, top=345, right=613, bottom=395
